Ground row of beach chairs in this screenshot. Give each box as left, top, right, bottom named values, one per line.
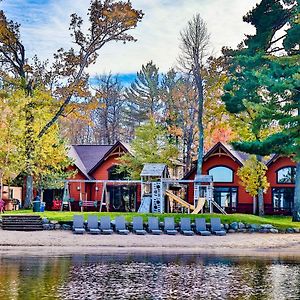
left=72, top=216, right=227, bottom=236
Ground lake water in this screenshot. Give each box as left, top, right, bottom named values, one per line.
left=0, top=254, right=300, bottom=300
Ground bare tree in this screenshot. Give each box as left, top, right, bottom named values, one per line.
left=179, top=14, right=210, bottom=179
left=92, top=74, right=125, bottom=144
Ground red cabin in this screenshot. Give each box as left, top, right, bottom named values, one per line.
left=43, top=140, right=296, bottom=215
left=44, top=141, right=140, bottom=212
left=184, top=142, right=296, bottom=215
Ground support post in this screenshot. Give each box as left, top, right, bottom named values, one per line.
left=99, top=182, right=106, bottom=212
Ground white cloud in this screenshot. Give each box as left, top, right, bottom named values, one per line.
left=2, top=0, right=260, bottom=74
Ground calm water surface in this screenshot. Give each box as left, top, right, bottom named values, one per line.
left=0, top=254, right=300, bottom=300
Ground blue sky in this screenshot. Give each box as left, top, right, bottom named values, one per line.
left=2, top=0, right=260, bottom=85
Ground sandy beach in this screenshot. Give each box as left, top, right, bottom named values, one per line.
left=1, top=230, right=300, bottom=258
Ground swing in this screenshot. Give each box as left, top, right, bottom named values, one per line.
left=60, top=182, right=71, bottom=212
left=99, top=182, right=107, bottom=212
left=111, top=183, right=123, bottom=211
left=79, top=182, right=97, bottom=212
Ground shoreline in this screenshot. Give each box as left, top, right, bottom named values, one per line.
left=2, top=245, right=300, bottom=260
left=1, top=230, right=300, bottom=259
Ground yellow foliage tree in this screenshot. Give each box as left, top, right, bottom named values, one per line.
left=237, top=155, right=270, bottom=214
left=0, top=87, right=72, bottom=205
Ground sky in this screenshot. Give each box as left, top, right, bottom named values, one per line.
left=2, top=0, right=260, bottom=84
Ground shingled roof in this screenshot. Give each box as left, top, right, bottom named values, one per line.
left=68, top=141, right=130, bottom=179
left=72, top=145, right=112, bottom=173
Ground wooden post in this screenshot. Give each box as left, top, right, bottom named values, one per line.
left=99, top=182, right=106, bottom=212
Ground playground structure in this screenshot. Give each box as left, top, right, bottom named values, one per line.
left=165, top=190, right=205, bottom=214
left=61, top=163, right=226, bottom=215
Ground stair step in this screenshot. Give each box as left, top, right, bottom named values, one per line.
left=2, top=227, right=43, bottom=231
left=1, top=215, right=43, bottom=231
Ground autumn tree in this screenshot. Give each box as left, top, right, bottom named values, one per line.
left=179, top=14, right=210, bottom=180
left=237, top=155, right=270, bottom=215
left=161, top=71, right=198, bottom=172
left=0, top=89, right=25, bottom=200
left=0, top=1, right=144, bottom=206
left=118, top=118, right=178, bottom=179
left=59, top=99, right=97, bottom=144
left=202, top=57, right=234, bottom=150
left=161, top=57, right=233, bottom=172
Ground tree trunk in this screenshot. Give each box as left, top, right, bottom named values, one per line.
left=24, top=175, right=33, bottom=208
left=256, top=155, right=265, bottom=216
left=193, top=66, right=204, bottom=180
left=292, top=161, right=300, bottom=221
left=24, top=102, right=35, bottom=209
left=257, top=188, right=264, bottom=216
left=185, top=130, right=193, bottom=173
left=253, top=196, right=257, bottom=215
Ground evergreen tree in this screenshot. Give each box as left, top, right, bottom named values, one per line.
left=125, top=61, right=161, bottom=125
left=118, top=118, right=178, bottom=179
left=223, top=0, right=300, bottom=219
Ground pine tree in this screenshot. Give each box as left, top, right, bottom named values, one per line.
left=223, top=0, right=300, bottom=219
left=125, top=61, right=161, bottom=125
left=118, top=118, right=178, bottom=179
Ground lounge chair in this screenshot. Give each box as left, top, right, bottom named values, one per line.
left=87, top=215, right=100, bottom=234
left=73, top=215, right=85, bottom=234
left=132, top=217, right=146, bottom=235
left=148, top=217, right=162, bottom=235
left=164, top=217, right=177, bottom=235
left=195, top=218, right=211, bottom=236
left=100, top=216, right=113, bottom=235
left=115, top=216, right=129, bottom=235
left=210, top=218, right=227, bottom=236
left=180, top=218, right=194, bottom=236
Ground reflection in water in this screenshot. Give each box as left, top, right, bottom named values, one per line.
left=0, top=257, right=71, bottom=300
left=0, top=254, right=300, bottom=299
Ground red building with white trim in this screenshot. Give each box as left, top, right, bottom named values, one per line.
left=44, top=141, right=296, bottom=215
left=184, top=142, right=296, bottom=215
left=44, top=141, right=140, bottom=212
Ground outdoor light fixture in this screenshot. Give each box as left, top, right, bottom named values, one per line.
left=95, top=186, right=99, bottom=191
left=76, top=186, right=80, bottom=191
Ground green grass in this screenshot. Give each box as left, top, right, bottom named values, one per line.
left=5, top=210, right=300, bottom=229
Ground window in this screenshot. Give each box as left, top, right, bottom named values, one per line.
left=277, top=167, right=296, bottom=184
left=214, top=187, right=238, bottom=210
left=208, top=166, right=233, bottom=183
left=272, top=188, right=294, bottom=211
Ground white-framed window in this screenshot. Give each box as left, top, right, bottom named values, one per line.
left=277, top=167, right=296, bottom=184
left=208, top=166, right=234, bottom=183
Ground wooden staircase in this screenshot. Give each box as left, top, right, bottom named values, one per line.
left=1, top=215, right=43, bottom=231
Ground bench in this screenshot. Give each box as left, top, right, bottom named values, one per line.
left=79, top=200, right=98, bottom=212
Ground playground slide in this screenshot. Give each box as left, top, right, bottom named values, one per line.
left=191, top=197, right=206, bottom=214
left=138, top=196, right=151, bottom=213
left=165, top=190, right=195, bottom=211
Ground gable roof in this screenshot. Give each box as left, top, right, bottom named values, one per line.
left=141, top=163, right=168, bottom=177
left=68, top=141, right=131, bottom=178
left=203, top=142, right=249, bottom=166
left=72, top=144, right=112, bottom=173
left=68, top=146, right=92, bottom=179
left=88, top=141, right=130, bottom=174
left=183, top=141, right=249, bottom=179
left=265, top=154, right=280, bottom=166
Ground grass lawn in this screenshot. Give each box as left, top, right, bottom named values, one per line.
left=4, top=209, right=300, bottom=229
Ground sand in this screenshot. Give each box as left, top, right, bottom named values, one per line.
left=1, top=229, right=300, bottom=258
